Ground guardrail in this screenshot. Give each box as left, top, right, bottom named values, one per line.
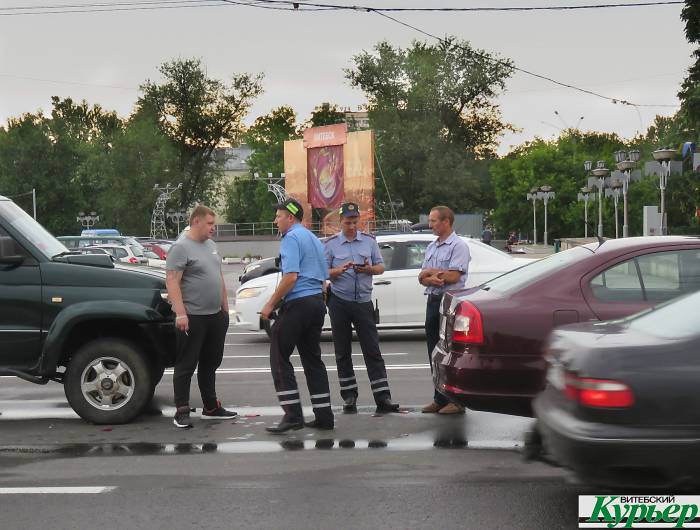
left=215, top=220, right=415, bottom=238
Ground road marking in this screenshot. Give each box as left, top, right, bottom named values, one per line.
left=0, top=486, right=117, bottom=494
left=222, top=352, right=409, bottom=358
left=163, top=364, right=430, bottom=375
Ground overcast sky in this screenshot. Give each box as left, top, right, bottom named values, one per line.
left=0, top=1, right=692, bottom=154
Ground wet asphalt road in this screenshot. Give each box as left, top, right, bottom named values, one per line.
left=0, top=264, right=586, bottom=529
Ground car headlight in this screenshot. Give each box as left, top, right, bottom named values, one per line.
left=237, top=286, right=267, bottom=299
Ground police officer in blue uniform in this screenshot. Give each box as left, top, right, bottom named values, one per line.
left=261, top=198, right=334, bottom=433
left=324, top=202, right=400, bottom=414
left=418, top=205, right=471, bottom=415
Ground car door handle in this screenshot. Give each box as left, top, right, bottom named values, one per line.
left=374, top=280, right=392, bottom=285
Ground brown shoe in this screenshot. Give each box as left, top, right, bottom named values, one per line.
left=421, top=401, right=442, bottom=413
left=438, top=403, right=465, bottom=415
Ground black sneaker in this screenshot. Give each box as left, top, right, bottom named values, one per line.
left=173, top=406, right=193, bottom=428
left=201, top=400, right=238, bottom=420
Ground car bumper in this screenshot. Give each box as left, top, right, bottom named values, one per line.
left=431, top=342, right=545, bottom=416
left=534, top=390, right=700, bottom=488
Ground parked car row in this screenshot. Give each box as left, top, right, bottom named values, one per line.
left=429, top=236, right=700, bottom=488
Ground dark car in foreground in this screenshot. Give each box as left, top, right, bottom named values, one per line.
left=431, top=237, right=700, bottom=416
left=533, top=291, right=700, bottom=488
left=0, top=195, right=175, bottom=424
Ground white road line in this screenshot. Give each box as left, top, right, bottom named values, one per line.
left=0, top=487, right=117, bottom=494
left=222, top=353, right=409, bottom=359
left=163, top=364, right=430, bottom=375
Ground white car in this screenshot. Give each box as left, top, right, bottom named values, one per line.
left=87, top=244, right=148, bottom=265
left=233, top=233, right=533, bottom=337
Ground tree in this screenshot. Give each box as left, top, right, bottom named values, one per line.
left=305, top=102, right=346, bottom=128
left=345, top=37, right=513, bottom=219
left=0, top=97, right=124, bottom=235
left=225, top=106, right=299, bottom=223
left=678, top=1, right=700, bottom=137
left=137, top=58, right=264, bottom=209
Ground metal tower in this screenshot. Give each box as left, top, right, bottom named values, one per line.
left=151, top=183, right=182, bottom=239
left=254, top=172, right=287, bottom=203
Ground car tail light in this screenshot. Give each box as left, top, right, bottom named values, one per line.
left=564, top=374, right=634, bottom=408
left=451, top=301, right=484, bottom=345
left=128, top=257, right=138, bottom=264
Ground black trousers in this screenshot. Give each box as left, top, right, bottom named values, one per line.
left=269, top=294, right=332, bottom=423
left=173, top=311, right=228, bottom=410
left=327, top=294, right=391, bottom=403
left=425, top=296, right=448, bottom=406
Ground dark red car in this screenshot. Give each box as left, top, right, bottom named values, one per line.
left=142, top=242, right=168, bottom=260
left=432, top=236, right=700, bottom=416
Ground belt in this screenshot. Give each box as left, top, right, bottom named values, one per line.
left=427, top=293, right=443, bottom=303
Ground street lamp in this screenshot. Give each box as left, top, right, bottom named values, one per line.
left=577, top=186, right=593, bottom=238
left=605, top=178, right=623, bottom=238
left=76, top=211, right=99, bottom=230
left=586, top=160, right=610, bottom=238
left=166, top=208, right=189, bottom=235
left=538, top=185, right=556, bottom=246
left=652, top=147, right=677, bottom=235
left=614, top=149, right=641, bottom=237
left=526, top=187, right=539, bottom=245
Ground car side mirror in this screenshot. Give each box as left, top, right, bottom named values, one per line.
left=0, top=254, right=25, bottom=266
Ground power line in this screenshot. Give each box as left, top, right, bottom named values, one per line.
left=0, top=0, right=684, bottom=15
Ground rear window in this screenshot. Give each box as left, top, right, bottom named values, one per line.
left=483, top=246, right=590, bottom=293
left=627, top=290, right=700, bottom=339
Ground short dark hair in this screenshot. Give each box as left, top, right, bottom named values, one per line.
left=430, top=206, right=454, bottom=226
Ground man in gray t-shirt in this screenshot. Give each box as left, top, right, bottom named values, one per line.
left=165, top=205, right=237, bottom=428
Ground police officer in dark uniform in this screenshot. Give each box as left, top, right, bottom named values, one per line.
left=261, top=198, right=333, bottom=433
left=324, top=202, right=400, bottom=414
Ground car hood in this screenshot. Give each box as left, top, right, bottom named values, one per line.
left=237, top=271, right=281, bottom=292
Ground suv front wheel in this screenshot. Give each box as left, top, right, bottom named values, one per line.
left=64, top=338, right=152, bottom=425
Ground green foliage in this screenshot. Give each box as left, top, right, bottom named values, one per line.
left=137, top=58, right=264, bottom=209
left=345, top=37, right=513, bottom=219
left=224, top=106, right=299, bottom=223
left=305, top=102, right=346, bottom=128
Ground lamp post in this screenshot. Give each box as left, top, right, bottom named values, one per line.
left=614, top=149, right=641, bottom=237
left=605, top=178, right=623, bottom=239
left=577, top=186, right=593, bottom=238
left=76, top=211, right=99, bottom=230
left=538, top=185, right=556, bottom=246
left=652, top=148, right=677, bottom=235
left=586, top=160, right=609, bottom=238
left=526, top=187, right=539, bottom=244
left=166, top=208, right=189, bottom=235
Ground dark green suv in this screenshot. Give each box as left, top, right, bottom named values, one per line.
left=0, top=196, right=175, bottom=424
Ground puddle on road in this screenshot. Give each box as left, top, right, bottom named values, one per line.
left=0, top=423, right=522, bottom=457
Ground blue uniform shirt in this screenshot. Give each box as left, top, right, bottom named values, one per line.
left=421, top=231, right=471, bottom=296
left=324, top=231, right=384, bottom=303
left=280, top=223, right=329, bottom=302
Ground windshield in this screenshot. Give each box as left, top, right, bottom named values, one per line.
left=482, top=246, right=591, bottom=293
left=627, top=290, right=700, bottom=339
left=0, top=200, right=67, bottom=259
left=129, top=244, right=145, bottom=257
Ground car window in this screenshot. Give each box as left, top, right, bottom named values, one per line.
left=129, top=245, right=145, bottom=257
left=144, top=250, right=160, bottom=259
left=405, top=241, right=430, bottom=269
left=115, top=248, right=128, bottom=258
left=378, top=243, right=398, bottom=271
left=0, top=225, right=32, bottom=259
left=590, top=260, right=644, bottom=301
left=590, top=249, right=700, bottom=303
